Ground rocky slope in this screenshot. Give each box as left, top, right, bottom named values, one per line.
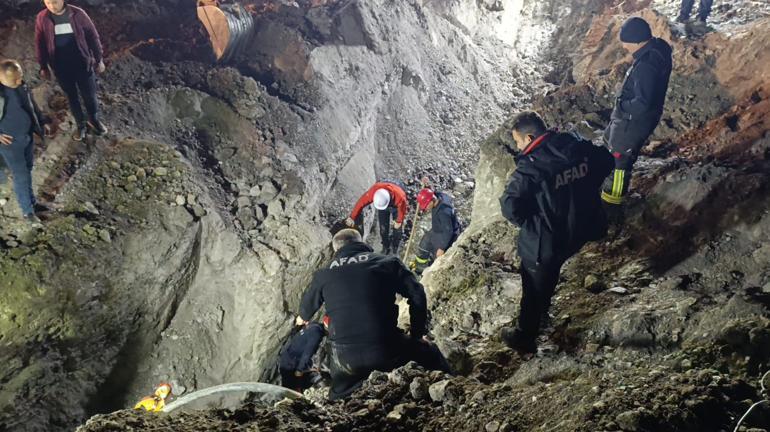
left=0, top=0, right=570, bottom=430
left=77, top=1, right=770, bottom=431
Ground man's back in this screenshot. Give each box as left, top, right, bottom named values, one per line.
left=501, top=132, right=614, bottom=263
left=299, top=242, right=426, bottom=346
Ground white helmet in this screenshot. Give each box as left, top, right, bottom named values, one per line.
left=373, top=189, right=391, bottom=210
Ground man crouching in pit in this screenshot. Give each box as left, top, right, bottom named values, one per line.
left=296, top=228, right=450, bottom=400
left=499, top=111, right=614, bottom=355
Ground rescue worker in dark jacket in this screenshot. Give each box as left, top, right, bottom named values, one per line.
left=500, top=111, right=614, bottom=354
left=412, top=189, right=461, bottom=274
left=602, top=17, right=672, bottom=208
left=0, top=60, right=50, bottom=225
left=35, top=0, right=107, bottom=141
left=297, top=229, right=449, bottom=400
left=279, top=319, right=327, bottom=392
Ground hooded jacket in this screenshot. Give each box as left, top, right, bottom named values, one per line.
left=299, top=242, right=427, bottom=346
left=35, top=5, right=103, bottom=72
left=500, top=131, right=614, bottom=264
left=350, top=181, right=409, bottom=224
left=608, top=37, right=673, bottom=144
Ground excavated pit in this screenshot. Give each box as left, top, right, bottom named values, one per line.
left=0, top=0, right=566, bottom=430
left=1, top=0, right=769, bottom=431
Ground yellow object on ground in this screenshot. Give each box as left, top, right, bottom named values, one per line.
left=134, top=396, right=165, bottom=412
left=134, top=382, right=173, bottom=412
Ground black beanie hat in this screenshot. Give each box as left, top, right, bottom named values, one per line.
left=619, top=17, right=652, bottom=43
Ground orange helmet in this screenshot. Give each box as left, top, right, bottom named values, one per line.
left=416, top=188, right=435, bottom=211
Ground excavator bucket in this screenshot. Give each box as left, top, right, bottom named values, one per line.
left=197, top=1, right=254, bottom=62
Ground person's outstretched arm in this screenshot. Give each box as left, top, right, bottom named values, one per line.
left=393, top=260, right=427, bottom=338
left=349, top=186, right=375, bottom=221
left=299, top=275, right=324, bottom=322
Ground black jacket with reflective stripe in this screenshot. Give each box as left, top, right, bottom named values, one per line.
left=609, top=38, right=673, bottom=141
left=299, top=242, right=427, bottom=345
left=500, top=132, right=614, bottom=264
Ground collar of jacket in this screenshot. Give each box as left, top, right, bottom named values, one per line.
left=633, top=38, right=658, bottom=61
left=45, top=5, right=77, bottom=20
left=334, top=242, right=373, bottom=259
left=522, top=131, right=553, bottom=156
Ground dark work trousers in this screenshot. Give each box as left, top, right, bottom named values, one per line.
left=54, top=63, right=99, bottom=127
left=0, top=134, right=35, bottom=216
left=280, top=368, right=318, bottom=393
left=377, top=207, right=402, bottom=253
left=328, top=336, right=449, bottom=400
left=415, top=231, right=458, bottom=272
left=517, top=259, right=565, bottom=342
left=679, top=0, right=713, bottom=21
left=601, top=119, right=653, bottom=205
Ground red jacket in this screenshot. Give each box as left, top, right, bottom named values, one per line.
left=350, top=182, right=408, bottom=224
left=35, top=5, right=103, bottom=71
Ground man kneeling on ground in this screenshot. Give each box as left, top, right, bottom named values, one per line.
left=297, top=229, right=450, bottom=400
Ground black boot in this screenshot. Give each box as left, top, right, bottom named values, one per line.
left=89, top=118, right=108, bottom=136
left=603, top=202, right=625, bottom=239
left=500, top=327, right=537, bottom=354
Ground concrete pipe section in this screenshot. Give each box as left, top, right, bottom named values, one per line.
left=162, top=382, right=303, bottom=413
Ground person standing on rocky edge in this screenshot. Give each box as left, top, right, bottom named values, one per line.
left=601, top=16, right=672, bottom=217
left=0, top=60, right=51, bottom=226
left=297, top=229, right=449, bottom=400
left=677, top=0, right=713, bottom=24
left=35, top=0, right=107, bottom=142
left=499, top=111, right=614, bottom=355
left=346, top=180, right=409, bottom=255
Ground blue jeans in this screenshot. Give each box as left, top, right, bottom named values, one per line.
left=679, top=0, right=713, bottom=21
left=0, top=134, right=35, bottom=215
left=0, top=157, right=7, bottom=184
